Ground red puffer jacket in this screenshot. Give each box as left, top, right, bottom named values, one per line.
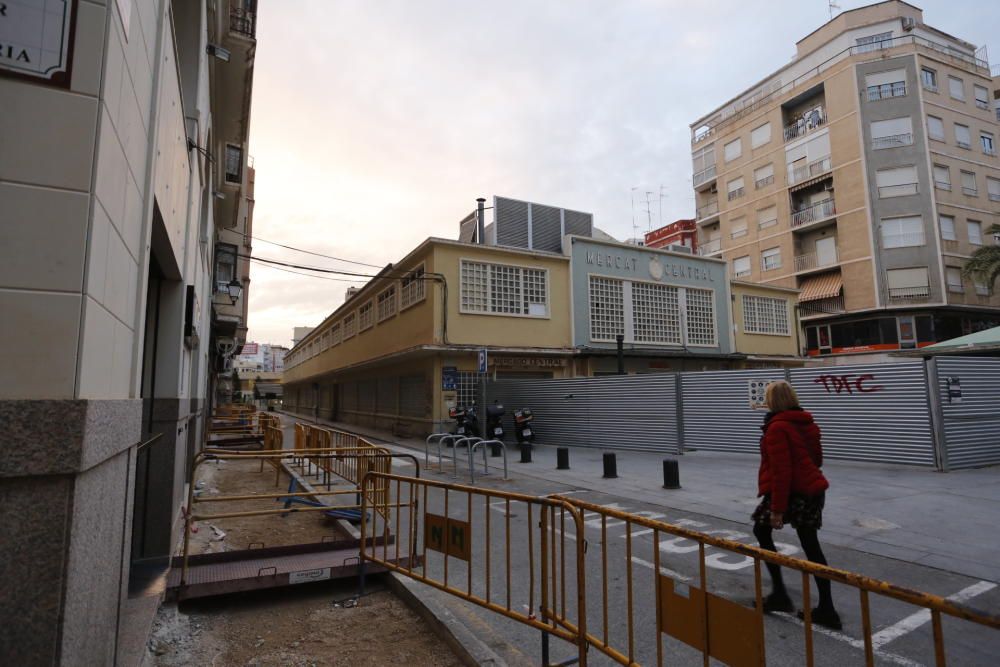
left=757, top=409, right=829, bottom=513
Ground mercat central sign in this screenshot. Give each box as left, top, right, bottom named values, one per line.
left=585, top=251, right=716, bottom=283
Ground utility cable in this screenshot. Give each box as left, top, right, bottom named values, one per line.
left=231, top=229, right=384, bottom=269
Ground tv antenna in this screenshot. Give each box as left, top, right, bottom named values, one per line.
left=658, top=184, right=667, bottom=228
left=828, top=0, right=840, bottom=19
left=643, top=191, right=654, bottom=233
left=630, top=186, right=640, bottom=241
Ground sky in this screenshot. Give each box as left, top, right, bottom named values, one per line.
left=246, top=0, right=993, bottom=347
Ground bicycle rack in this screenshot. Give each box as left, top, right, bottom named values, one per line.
left=435, top=434, right=463, bottom=473
left=469, top=439, right=508, bottom=484
left=452, top=437, right=482, bottom=478
left=425, top=433, right=450, bottom=468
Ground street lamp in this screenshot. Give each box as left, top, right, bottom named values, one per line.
left=226, top=279, right=243, bottom=304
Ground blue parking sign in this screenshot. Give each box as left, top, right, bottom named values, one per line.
left=477, top=349, right=488, bottom=373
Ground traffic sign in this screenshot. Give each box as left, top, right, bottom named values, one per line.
left=478, top=348, right=488, bottom=373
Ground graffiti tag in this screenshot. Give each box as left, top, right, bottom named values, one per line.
left=812, top=373, right=884, bottom=395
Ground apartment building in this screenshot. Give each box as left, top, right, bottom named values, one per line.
left=0, top=1, right=257, bottom=664
left=689, top=0, right=1000, bottom=360
left=644, top=219, right=698, bottom=251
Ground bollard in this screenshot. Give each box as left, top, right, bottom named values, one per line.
left=491, top=442, right=502, bottom=457
left=520, top=445, right=532, bottom=463
left=602, top=452, right=617, bottom=479
left=556, top=447, right=570, bottom=470
left=662, top=458, right=681, bottom=489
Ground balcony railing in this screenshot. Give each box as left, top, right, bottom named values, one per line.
left=962, top=186, right=978, bottom=196
left=783, top=108, right=826, bottom=142
left=791, top=198, right=836, bottom=228
left=693, top=164, right=717, bottom=188
left=989, top=192, right=1000, bottom=202
left=867, top=82, right=906, bottom=101
left=872, top=133, right=913, bottom=150
left=230, top=6, right=257, bottom=39
left=884, top=232, right=926, bottom=248
left=727, top=187, right=745, bottom=201
left=696, top=200, right=719, bottom=220
left=957, top=140, right=971, bottom=150
left=935, top=180, right=952, bottom=191
left=789, top=155, right=832, bottom=185
left=878, top=183, right=918, bottom=197
left=888, top=286, right=931, bottom=303
left=800, top=295, right=845, bottom=316
left=755, top=175, right=775, bottom=189
left=976, top=99, right=990, bottom=110
left=698, top=239, right=722, bottom=256
left=794, top=247, right=839, bottom=272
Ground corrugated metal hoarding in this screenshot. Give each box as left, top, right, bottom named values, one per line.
left=680, top=369, right=786, bottom=455
left=487, top=374, right=680, bottom=453
left=936, top=357, right=1000, bottom=469
left=789, top=362, right=935, bottom=466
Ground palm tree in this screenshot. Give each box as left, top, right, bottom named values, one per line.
left=962, top=224, right=1000, bottom=291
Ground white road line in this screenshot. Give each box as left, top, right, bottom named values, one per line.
left=871, top=580, right=997, bottom=649
left=772, top=612, right=925, bottom=667
left=629, top=556, right=691, bottom=582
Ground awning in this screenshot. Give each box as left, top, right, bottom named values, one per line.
left=798, top=272, right=843, bottom=302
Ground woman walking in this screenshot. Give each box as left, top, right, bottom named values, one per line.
left=751, top=380, right=842, bottom=630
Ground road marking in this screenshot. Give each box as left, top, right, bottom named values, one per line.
left=629, top=556, right=692, bottom=582
left=870, top=580, right=997, bottom=649
left=772, top=611, right=924, bottom=667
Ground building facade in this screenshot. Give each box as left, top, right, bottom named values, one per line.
left=730, top=281, right=803, bottom=364
left=689, top=0, right=1000, bottom=361
left=0, top=1, right=256, bottom=664
left=644, top=219, right=698, bottom=251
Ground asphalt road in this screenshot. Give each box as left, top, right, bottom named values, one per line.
left=367, top=450, right=1000, bottom=667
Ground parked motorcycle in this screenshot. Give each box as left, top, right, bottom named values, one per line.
left=513, top=408, right=534, bottom=446
left=486, top=402, right=506, bottom=440
left=449, top=404, right=479, bottom=439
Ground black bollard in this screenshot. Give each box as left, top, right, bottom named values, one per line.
left=662, top=459, right=681, bottom=489
left=520, top=445, right=532, bottom=463
left=490, top=442, right=502, bottom=457
left=602, top=452, right=617, bottom=479
left=556, top=447, right=570, bottom=470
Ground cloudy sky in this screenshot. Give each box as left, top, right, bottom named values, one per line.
left=246, top=0, right=993, bottom=347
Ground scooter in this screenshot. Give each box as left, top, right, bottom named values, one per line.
left=486, top=402, right=506, bottom=440
left=449, top=404, right=479, bottom=439
left=514, top=408, right=534, bottom=446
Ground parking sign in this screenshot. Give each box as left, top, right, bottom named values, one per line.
left=477, top=349, right=488, bottom=373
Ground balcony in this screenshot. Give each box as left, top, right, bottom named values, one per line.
left=698, top=239, right=722, bottom=256
left=794, top=248, right=839, bottom=273
left=867, top=82, right=906, bottom=102
left=800, top=295, right=845, bottom=317
left=693, top=165, right=717, bottom=189
left=791, top=198, right=836, bottom=229
left=887, top=286, right=931, bottom=304
left=230, top=4, right=257, bottom=39
left=783, top=108, right=826, bottom=142
left=789, top=155, right=832, bottom=186
left=872, top=133, right=913, bottom=150
left=755, top=175, right=775, bottom=189
left=727, top=187, right=745, bottom=202
left=696, top=200, right=719, bottom=222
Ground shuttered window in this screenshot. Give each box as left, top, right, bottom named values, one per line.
left=724, top=138, right=742, bottom=162
left=875, top=165, right=918, bottom=197
left=751, top=123, right=771, bottom=148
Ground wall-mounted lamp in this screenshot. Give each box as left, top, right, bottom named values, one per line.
left=213, top=191, right=226, bottom=200
left=226, top=279, right=243, bottom=304
left=187, top=138, right=215, bottom=163
left=207, top=43, right=231, bottom=62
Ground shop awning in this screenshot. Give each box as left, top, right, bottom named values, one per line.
left=798, top=272, right=842, bottom=302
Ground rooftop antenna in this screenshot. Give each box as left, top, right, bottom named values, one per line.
left=630, top=186, right=639, bottom=241
left=644, top=191, right=654, bottom=233
left=828, top=0, right=840, bottom=20
left=658, top=184, right=667, bottom=228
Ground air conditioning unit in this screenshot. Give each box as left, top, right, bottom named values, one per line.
left=824, top=182, right=835, bottom=191
left=709, top=184, right=718, bottom=194
left=901, top=17, right=915, bottom=31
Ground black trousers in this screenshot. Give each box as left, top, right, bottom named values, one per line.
left=753, top=523, right=834, bottom=609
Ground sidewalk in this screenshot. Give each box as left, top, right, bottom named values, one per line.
left=280, top=411, right=1000, bottom=584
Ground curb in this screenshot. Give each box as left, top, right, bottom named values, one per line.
left=385, top=572, right=508, bottom=667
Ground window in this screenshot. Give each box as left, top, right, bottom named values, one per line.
left=974, top=279, right=990, bottom=296
left=224, top=144, right=242, bottom=184
left=343, top=313, right=357, bottom=339
left=974, top=85, right=990, bottom=110
left=960, top=170, right=977, bottom=196
left=927, top=115, right=945, bottom=141
left=948, top=76, right=965, bottom=100
left=692, top=144, right=716, bottom=184
left=726, top=176, right=745, bottom=201
left=856, top=31, right=892, bottom=53
left=940, top=214, right=957, bottom=241
left=733, top=255, right=751, bottom=278
left=968, top=220, right=983, bottom=245
left=214, top=243, right=237, bottom=290
left=761, top=247, right=781, bottom=271
left=865, top=69, right=906, bottom=101
left=871, top=117, right=913, bottom=149
left=460, top=260, right=548, bottom=317
left=730, top=217, right=748, bottom=239
left=377, top=285, right=397, bottom=321
left=757, top=205, right=778, bottom=230
left=724, top=138, right=742, bottom=162
left=589, top=276, right=624, bottom=342
left=875, top=165, right=917, bottom=197
left=988, top=177, right=1000, bottom=202
left=400, top=264, right=426, bottom=309
left=946, top=267, right=964, bottom=293
left=881, top=216, right=925, bottom=249
left=921, top=67, right=938, bottom=91
left=981, top=132, right=996, bottom=156
left=631, top=282, right=681, bottom=344
left=886, top=267, right=930, bottom=300
left=954, top=124, right=971, bottom=149
left=753, top=163, right=774, bottom=189
left=330, top=322, right=342, bottom=346
left=933, top=164, right=951, bottom=190
left=742, top=295, right=790, bottom=335
left=751, top=123, right=771, bottom=148
left=358, top=301, right=374, bottom=331
left=685, top=288, right=717, bottom=346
